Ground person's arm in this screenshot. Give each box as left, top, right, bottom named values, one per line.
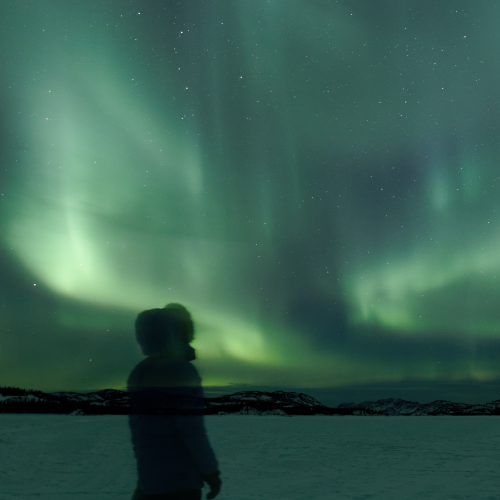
left=172, top=364, right=220, bottom=485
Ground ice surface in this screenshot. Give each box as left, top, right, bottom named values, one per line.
left=1, top=414, right=499, bottom=499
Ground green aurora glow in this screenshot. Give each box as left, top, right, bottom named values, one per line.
left=2, top=1, right=500, bottom=401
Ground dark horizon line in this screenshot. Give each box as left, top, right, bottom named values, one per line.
left=3, top=384, right=500, bottom=408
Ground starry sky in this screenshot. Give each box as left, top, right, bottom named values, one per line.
left=2, top=1, right=500, bottom=406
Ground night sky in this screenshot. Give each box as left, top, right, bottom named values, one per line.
left=2, top=1, right=500, bottom=406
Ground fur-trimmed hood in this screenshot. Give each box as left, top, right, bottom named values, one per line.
left=135, top=308, right=196, bottom=360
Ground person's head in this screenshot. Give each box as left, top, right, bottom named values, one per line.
left=134, top=304, right=195, bottom=357
left=163, top=302, right=195, bottom=344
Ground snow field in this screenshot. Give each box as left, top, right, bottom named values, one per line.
left=0, top=414, right=499, bottom=499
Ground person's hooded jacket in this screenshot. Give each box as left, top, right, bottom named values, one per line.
left=127, top=308, right=218, bottom=495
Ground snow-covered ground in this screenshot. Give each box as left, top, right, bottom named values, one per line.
left=1, top=414, right=499, bottom=499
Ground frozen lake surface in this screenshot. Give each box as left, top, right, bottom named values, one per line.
left=1, top=414, right=499, bottom=499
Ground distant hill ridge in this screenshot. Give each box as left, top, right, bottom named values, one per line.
left=208, top=390, right=327, bottom=407
left=0, top=387, right=371, bottom=416
left=1, top=386, right=500, bottom=415
left=337, top=397, right=500, bottom=416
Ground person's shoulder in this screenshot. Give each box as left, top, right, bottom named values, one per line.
left=127, top=358, right=149, bottom=388
left=173, top=358, right=201, bottom=382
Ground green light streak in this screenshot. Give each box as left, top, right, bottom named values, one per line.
left=349, top=233, right=500, bottom=336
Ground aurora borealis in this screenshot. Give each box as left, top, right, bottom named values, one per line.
left=2, top=1, right=500, bottom=405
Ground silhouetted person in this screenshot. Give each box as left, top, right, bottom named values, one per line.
left=128, top=304, right=221, bottom=500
